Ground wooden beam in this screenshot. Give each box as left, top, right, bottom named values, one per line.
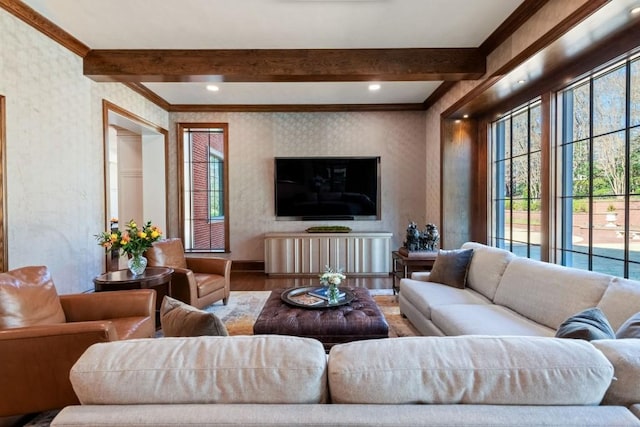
left=84, top=48, right=485, bottom=82
left=168, top=103, right=425, bottom=113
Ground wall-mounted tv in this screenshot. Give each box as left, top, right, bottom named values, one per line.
left=274, top=156, right=380, bottom=221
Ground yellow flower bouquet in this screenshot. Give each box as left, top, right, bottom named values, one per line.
left=95, top=219, right=162, bottom=275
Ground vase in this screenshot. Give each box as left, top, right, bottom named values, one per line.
left=128, top=253, right=147, bottom=276
left=327, top=283, right=341, bottom=305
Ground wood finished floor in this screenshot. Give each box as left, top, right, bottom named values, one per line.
left=230, top=271, right=393, bottom=291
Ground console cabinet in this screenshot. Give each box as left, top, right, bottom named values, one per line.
left=264, top=232, right=392, bottom=275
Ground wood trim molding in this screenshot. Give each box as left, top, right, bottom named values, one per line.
left=123, top=83, right=171, bottom=111
left=0, top=95, right=6, bottom=271
left=422, top=0, right=549, bottom=110
left=169, top=103, right=426, bottom=113
left=479, top=0, right=551, bottom=55
left=102, top=100, right=170, bottom=245
left=83, top=48, right=486, bottom=82
left=442, top=0, right=609, bottom=118
left=423, top=82, right=457, bottom=110
left=0, top=0, right=90, bottom=57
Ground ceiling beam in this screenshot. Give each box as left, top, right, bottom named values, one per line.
left=83, top=48, right=485, bottom=83
left=168, top=103, right=425, bottom=113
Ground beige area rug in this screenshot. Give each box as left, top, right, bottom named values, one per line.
left=203, top=289, right=420, bottom=338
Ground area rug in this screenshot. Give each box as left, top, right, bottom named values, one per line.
left=202, top=288, right=420, bottom=338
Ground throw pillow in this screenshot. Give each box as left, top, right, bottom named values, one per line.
left=428, top=248, right=474, bottom=289
left=555, top=307, right=615, bottom=341
left=160, top=296, right=228, bottom=337
left=616, top=311, right=640, bottom=339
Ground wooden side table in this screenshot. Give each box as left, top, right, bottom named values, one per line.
left=391, top=250, right=437, bottom=294
left=93, top=267, right=174, bottom=327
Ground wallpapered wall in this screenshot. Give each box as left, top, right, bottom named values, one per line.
left=169, top=111, right=428, bottom=261
left=0, top=8, right=168, bottom=294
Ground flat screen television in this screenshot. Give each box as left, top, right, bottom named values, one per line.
left=274, top=156, right=380, bottom=221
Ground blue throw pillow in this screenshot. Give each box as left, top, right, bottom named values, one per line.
left=555, top=307, right=615, bottom=341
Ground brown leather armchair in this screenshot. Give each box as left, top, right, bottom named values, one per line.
left=145, top=238, right=231, bottom=308
left=0, top=265, right=156, bottom=417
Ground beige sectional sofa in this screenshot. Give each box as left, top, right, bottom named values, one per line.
left=399, top=241, right=640, bottom=337
left=52, top=335, right=640, bottom=426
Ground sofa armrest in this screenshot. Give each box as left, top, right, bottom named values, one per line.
left=60, top=289, right=156, bottom=322
left=0, top=322, right=118, bottom=417
left=168, top=268, right=198, bottom=304
left=410, top=271, right=432, bottom=281
left=186, top=257, right=231, bottom=277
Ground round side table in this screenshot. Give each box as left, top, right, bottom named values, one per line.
left=93, top=267, right=174, bottom=327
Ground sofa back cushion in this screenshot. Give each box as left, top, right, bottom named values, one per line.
left=493, top=257, right=610, bottom=330
left=591, top=339, right=640, bottom=406
left=0, top=265, right=66, bottom=328
left=328, top=336, right=613, bottom=405
left=596, top=277, right=640, bottom=330
left=460, top=242, right=514, bottom=300
left=70, top=336, right=327, bottom=404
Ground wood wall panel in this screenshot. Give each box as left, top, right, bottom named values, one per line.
left=441, top=119, right=476, bottom=249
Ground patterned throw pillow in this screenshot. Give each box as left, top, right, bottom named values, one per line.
left=555, top=307, right=615, bottom=341
left=160, top=296, right=228, bottom=337
left=428, top=248, right=474, bottom=289
left=616, top=312, right=640, bottom=339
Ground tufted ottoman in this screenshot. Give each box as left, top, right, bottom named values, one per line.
left=253, top=287, right=389, bottom=350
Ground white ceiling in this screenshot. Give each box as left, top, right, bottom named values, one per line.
left=21, top=0, right=525, bottom=106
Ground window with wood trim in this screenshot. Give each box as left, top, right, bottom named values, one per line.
left=489, top=99, right=542, bottom=259
left=179, top=124, right=229, bottom=252
left=557, top=54, right=640, bottom=278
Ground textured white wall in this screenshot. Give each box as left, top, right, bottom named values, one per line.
left=0, top=9, right=168, bottom=294
left=169, top=111, right=427, bottom=260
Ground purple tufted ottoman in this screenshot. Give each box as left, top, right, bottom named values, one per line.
left=253, top=287, right=389, bottom=350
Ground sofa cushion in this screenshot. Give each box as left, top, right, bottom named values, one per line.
left=399, top=279, right=490, bottom=320
left=591, top=339, right=640, bottom=406
left=70, top=336, right=328, bottom=404
left=428, top=249, right=474, bottom=289
left=597, top=277, right=640, bottom=330
left=616, top=312, right=640, bottom=339
left=160, top=296, right=228, bottom=337
left=493, top=257, right=610, bottom=330
left=461, top=242, right=514, bottom=300
left=195, top=273, right=225, bottom=297
left=328, top=336, right=613, bottom=405
left=0, top=265, right=66, bottom=328
left=430, top=304, right=555, bottom=337
left=555, top=307, right=615, bottom=341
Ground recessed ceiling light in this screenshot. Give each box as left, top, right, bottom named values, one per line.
left=455, top=119, right=461, bottom=124
left=631, top=6, right=640, bottom=14
left=368, top=84, right=381, bottom=91
left=206, top=85, right=219, bottom=92
left=463, top=114, right=469, bottom=119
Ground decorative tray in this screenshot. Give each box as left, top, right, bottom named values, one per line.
left=305, top=226, right=352, bottom=233
left=281, top=286, right=355, bottom=309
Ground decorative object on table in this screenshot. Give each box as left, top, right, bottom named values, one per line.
left=280, top=287, right=355, bottom=309
left=305, top=226, right=352, bottom=233
left=403, top=221, right=440, bottom=252
left=319, top=266, right=346, bottom=305
left=95, top=219, right=162, bottom=276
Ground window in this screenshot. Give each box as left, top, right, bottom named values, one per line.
left=557, top=55, right=640, bottom=278
left=179, top=124, right=229, bottom=252
left=489, top=100, right=542, bottom=259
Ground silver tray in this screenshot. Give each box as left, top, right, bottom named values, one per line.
left=281, top=286, right=355, bottom=309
